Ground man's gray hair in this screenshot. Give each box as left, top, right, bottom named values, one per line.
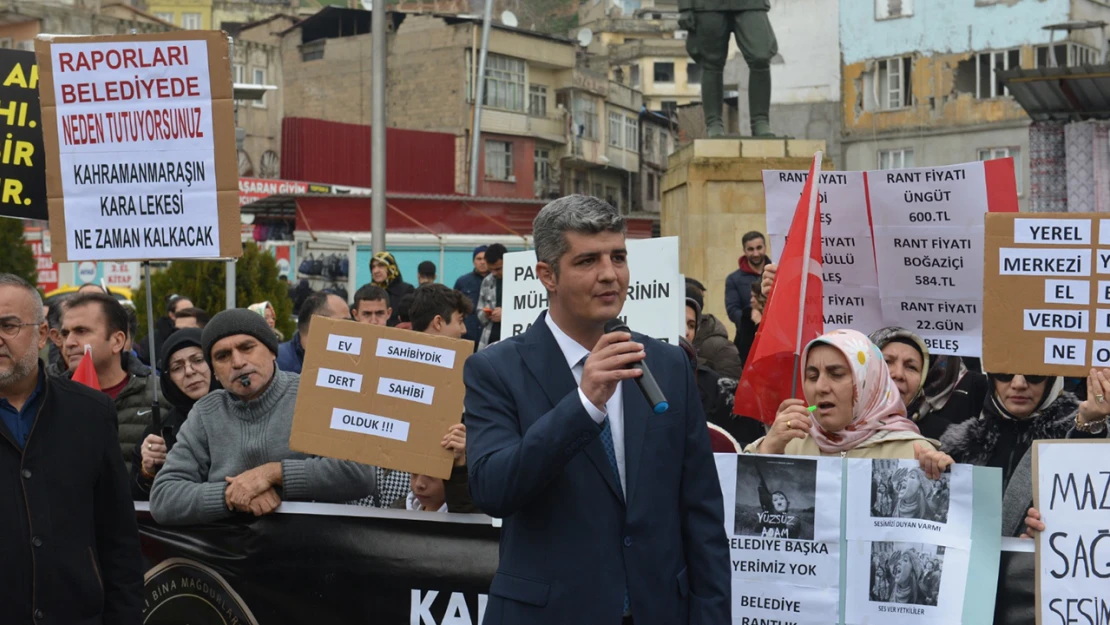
left=0, top=273, right=44, bottom=323
left=533, top=195, right=626, bottom=273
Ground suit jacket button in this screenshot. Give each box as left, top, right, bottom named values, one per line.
left=31, top=536, right=42, bottom=547
left=623, top=536, right=632, bottom=547
left=34, top=609, right=43, bottom=620
left=21, top=469, right=31, bottom=479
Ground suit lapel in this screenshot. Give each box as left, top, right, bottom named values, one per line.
left=519, top=312, right=625, bottom=504
left=621, top=375, right=648, bottom=508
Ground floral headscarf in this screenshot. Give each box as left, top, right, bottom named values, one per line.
left=371, top=251, right=401, bottom=287
left=802, top=328, right=920, bottom=453
left=247, top=301, right=273, bottom=319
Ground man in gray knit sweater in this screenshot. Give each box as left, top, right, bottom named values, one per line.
left=150, top=308, right=378, bottom=525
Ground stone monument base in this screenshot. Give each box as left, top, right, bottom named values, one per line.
left=661, top=138, right=830, bottom=326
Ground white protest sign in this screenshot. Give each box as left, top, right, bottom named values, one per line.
left=868, top=161, right=1019, bottom=356
left=37, top=32, right=240, bottom=262
left=501, top=236, right=684, bottom=344
left=764, top=170, right=882, bottom=332
left=1033, top=441, right=1110, bottom=625
left=717, top=454, right=843, bottom=625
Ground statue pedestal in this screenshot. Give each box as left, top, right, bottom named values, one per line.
left=661, top=138, right=829, bottom=325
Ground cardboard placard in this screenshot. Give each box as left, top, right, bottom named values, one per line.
left=34, top=31, right=240, bottom=262
left=983, top=212, right=1110, bottom=376
left=1031, top=440, right=1109, bottom=625
left=0, top=49, right=46, bottom=220
left=288, top=317, right=472, bottom=480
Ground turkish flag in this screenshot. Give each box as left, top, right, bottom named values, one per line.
left=71, top=345, right=100, bottom=391
left=734, top=153, right=825, bottom=425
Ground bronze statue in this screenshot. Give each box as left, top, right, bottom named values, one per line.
left=679, top=0, right=778, bottom=138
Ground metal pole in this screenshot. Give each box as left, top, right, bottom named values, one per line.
left=143, top=262, right=162, bottom=432
left=228, top=35, right=237, bottom=310
left=371, top=0, right=387, bottom=254
left=468, top=0, right=495, bottom=196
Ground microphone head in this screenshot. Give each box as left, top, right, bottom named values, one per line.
left=604, top=318, right=630, bottom=334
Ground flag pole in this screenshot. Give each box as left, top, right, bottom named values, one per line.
left=790, top=151, right=823, bottom=397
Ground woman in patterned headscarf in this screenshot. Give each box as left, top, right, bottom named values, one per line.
left=369, top=251, right=415, bottom=326
left=745, top=329, right=954, bottom=473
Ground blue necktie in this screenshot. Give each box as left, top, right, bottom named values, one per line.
left=578, top=357, right=630, bottom=616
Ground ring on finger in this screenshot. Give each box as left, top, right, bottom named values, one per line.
left=787, top=420, right=794, bottom=430
left=1098, top=394, right=1105, bottom=403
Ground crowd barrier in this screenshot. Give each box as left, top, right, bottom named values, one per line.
left=133, top=502, right=1035, bottom=625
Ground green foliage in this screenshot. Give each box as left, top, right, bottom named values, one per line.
left=0, top=217, right=37, bottom=287
left=134, top=243, right=294, bottom=340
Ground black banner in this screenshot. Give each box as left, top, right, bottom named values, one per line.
left=138, top=506, right=499, bottom=625
left=0, top=48, right=46, bottom=220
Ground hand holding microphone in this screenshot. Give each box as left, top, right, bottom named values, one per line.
left=581, top=320, right=669, bottom=414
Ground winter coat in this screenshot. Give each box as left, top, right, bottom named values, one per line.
left=277, top=332, right=305, bottom=374
left=384, top=277, right=416, bottom=327
left=477, top=273, right=501, bottom=350
left=0, top=369, right=144, bottom=625
left=940, top=391, right=1105, bottom=536
left=453, top=270, right=487, bottom=344
left=913, top=370, right=986, bottom=441
left=694, top=314, right=743, bottom=379
left=724, top=256, right=766, bottom=328
left=744, top=429, right=940, bottom=458
left=695, top=367, right=765, bottom=447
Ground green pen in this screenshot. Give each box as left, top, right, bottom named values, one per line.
left=807, top=405, right=817, bottom=412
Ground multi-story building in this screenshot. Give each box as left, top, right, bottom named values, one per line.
left=281, top=6, right=661, bottom=215
left=840, top=0, right=1110, bottom=208
left=0, top=0, right=173, bottom=47
left=230, top=15, right=295, bottom=178
left=145, top=0, right=214, bottom=29
left=145, top=0, right=299, bottom=30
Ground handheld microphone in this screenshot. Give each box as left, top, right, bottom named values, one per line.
left=603, top=319, right=669, bottom=414
left=239, top=374, right=251, bottom=388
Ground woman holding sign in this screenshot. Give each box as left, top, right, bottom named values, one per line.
left=746, top=328, right=954, bottom=476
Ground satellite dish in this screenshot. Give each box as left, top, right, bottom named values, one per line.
left=241, top=213, right=256, bottom=225
left=360, top=0, right=372, bottom=9
left=501, top=10, right=518, bottom=27
left=577, top=27, right=593, bottom=47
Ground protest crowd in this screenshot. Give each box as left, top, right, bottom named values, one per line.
left=2, top=188, right=1107, bottom=624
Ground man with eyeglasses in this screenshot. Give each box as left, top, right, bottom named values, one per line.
left=0, top=273, right=143, bottom=624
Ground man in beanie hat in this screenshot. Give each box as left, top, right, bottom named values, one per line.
left=150, top=308, right=377, bottom=525
left=453, top=245, right=489, bottom=346
left=685, top=286, right=742, bottom=379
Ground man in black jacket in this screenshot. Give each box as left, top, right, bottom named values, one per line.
left=0, top=273, right=143, bottom=625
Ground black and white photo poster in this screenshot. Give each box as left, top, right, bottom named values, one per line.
left=846, top=459, right=973, bottom=549
left=844, top=540, right=970, bottom=625
left=717, top=454, right=842, bottom=625
left=1033, top=440, right=1110, bottom=625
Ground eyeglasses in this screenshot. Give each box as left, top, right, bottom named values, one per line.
left=169, top=354, right=208, bottom=376
left=0, top=320, right=40, bottom=339
left=994, top=374, right=1049, bottom=384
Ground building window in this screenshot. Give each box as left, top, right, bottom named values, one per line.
left=574, top=97, right=598, bottom=139
left=609, top=112, right=624, bottom=147
left=631, top=65, right=641, bottom=88
left=878, top=149, right=914, bottom=170
left=574, top=177, right=585, bottom=194
left=252, top=67, right=267, bottom=108
left=875, top=0, right=912, bottom=19
left=661, top=101, right=678, bottom=117
left=535, top=148, right=550, bottom=183
left=687, top=62, right=702, bottom=84
left=592, top=183, right=604, bottom=199
left=301, top=42, right=325, bottom=62
left=654, top=62, right=675, bottom=83
left=625, top=116, right=638, bottom=152
left=979, top=147, right=1021, bottom=194
left=865, top=56, right=912, bottom=110
left=529, top=85, right=547, bottom=117
left=181, top=12, right=202, bottom=30
left=975, top=50, right=1020, bottom=99
left=1035, top=42, right=1099, bottom=68
left=606, top=186, right=619, bottom=209
left=154, top=12, right=175, bottom=24
left=485, top=140, right=513, bottom=180
left=647, top=173, right=656, bottom=200
left=474, top=53, right=526, bottom=112
left=233, top=64, right=245, bottom=106
left=661, top=130, right=671, bottom=157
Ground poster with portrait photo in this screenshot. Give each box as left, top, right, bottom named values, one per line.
left=844, top=541, right=970, bottom=625
left=846, top=459, right=973, bottom=549
left=721, top=455, right=843, bottom=592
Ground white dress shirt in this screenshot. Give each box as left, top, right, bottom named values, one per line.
left=545, top=313, right=627, bottom=495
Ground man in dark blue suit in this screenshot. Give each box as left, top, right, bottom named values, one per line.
left=463, top=195, right=730, bottom=625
